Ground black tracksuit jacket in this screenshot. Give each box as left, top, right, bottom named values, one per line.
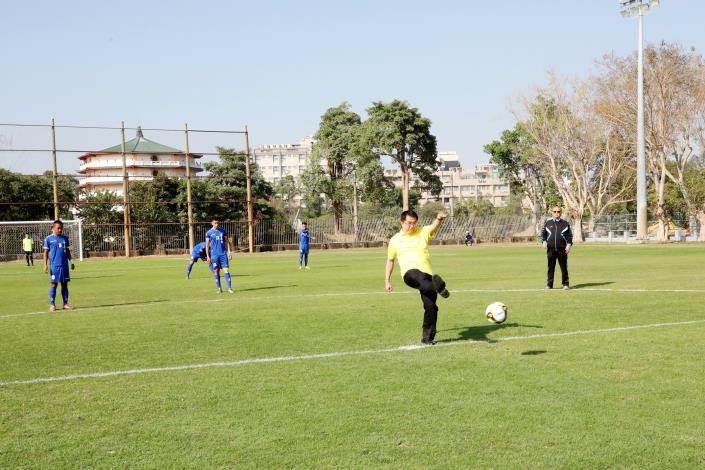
left=541, top=218, right=573, bottom=250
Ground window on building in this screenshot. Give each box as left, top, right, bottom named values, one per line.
left=151, top=155, right=158, bottom=162
left=273, top=155, right=280, bottom=163
left=298, top=154, right=306, bottom=162
left=152, top=170, right=158, bottom=177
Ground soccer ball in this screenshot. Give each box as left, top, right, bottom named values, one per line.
left=485, top=302, right=508, bottom=324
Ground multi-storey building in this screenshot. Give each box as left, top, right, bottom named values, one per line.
left=252, top=137, right=510, bottom=209
left=252, top=136, right=315, bottom=185
left=78, top=127, right=202, bottom=196
left=384, top=152, right=511, bottom=207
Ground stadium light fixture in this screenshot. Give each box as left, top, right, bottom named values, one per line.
left=618, top=0, right=659, bottom=241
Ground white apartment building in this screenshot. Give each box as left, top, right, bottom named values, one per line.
left=384, top=151, right=511, bottom=207
left=253, top=138, right=510, bottom=209
left=252, top=136, right=315, bottom=184
left=78, top=127, right=203, bottom=196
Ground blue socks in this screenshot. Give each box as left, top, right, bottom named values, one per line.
left=214, top=274, right=222, bottom=290
left=186, top=263, right=193, bottom=278
left=49, top=286, right=56, bottom=305
left=225, top=273, right=232, bottom=290
left=61, top=284, right=69, bottom=305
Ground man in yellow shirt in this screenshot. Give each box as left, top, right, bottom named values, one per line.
left=385, top=210, right=449, bottom=345
left=22, top=234, right=34, bottom=267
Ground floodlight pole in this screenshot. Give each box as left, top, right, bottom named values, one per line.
left=636, top=9, right=647, bottom=240
left=620, top=0, right=658, bottom=240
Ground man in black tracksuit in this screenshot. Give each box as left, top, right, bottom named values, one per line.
left=540, top=206, right=573, bottom=290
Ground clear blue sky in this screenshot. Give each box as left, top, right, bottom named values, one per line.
left=1, top=0, right=703, bottom=174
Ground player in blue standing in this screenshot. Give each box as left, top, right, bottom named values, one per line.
left=43, top=220, right=75, bottom=312
left=205, top=219, right=234, bottom=293
left=298, top=222, right=312, bottom=270
left=186, top=241, right=214, bottom=279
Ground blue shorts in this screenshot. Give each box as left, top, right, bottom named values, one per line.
left=299, top=246, right=309, bottom=254
left=190, top=255, right=207, bottom=263
left=210, top=253, right=229, bottom=270
left=49, top=265, right=70, bottom=284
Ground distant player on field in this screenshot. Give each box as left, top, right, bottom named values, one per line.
left=186, top=241, right=214, bottom=279
left=23, top=233, right=34, bottom=266
left=205, top=219, right=234, bottom=294
left=385, top=210, right=450, bottom=345
left=298, top=222, right=312, bottom=270
left=43, top=220, right=75, bottom=312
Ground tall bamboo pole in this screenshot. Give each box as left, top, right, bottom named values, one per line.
left=184, top=123, right=195, bottom=251
left=120, top=122, right=131, bottom=257
left=50, top=118, right=60, bottom=220
left=244, top=126, right=254, bottom=253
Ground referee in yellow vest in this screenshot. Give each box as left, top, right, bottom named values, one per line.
left=22, top=234, right=34, bottom=266
left=385, top=210, right=450, bottom=345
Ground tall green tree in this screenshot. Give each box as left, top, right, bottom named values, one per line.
left=129, top=173, right=181, bottom=223
left=363, top=100, right=441, bottom=210
left=453, top=197, right=496, bottom=217
left=76, top=191, right=124, bottom=224
left=273, top=175, right=299, bottom=212
left=302, top=103, right=362, bottom=234
left=203, top=147, right=275, bottom=220
left=0, top=170, right=77, bottom=221
left=484, top=124, right=548, bottom=231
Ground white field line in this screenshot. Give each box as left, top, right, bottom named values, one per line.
left=2, top=318, right=705, bottom=387
left=3, top=287, right=705, bottom=320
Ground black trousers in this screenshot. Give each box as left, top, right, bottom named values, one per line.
left=546, top=249, right=569, bottom=287
left=24, top=251, right=33, bottom=265
left=403, top=269, right=438, bottom=342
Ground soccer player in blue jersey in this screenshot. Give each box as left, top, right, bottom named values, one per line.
left=43, top=220, right=75, bottom=312
left=205, top=219, right=234, bottom=293
left=298, top=222, right=312, bottom=269
left=186, top=241, right=214, bottom=279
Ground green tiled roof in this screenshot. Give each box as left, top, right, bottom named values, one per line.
left=99, top=127, right=183, bottom=154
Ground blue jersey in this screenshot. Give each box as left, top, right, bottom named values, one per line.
left=191, top=242, right=207, bottom=261
left=206, top=228, right=229, bottom=257
left=299, top=229, right=310, bottom=249
left=43, top=234, right=70, bottom=267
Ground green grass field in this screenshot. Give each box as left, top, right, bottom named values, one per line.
left=2, top=244, right=705, bottom=468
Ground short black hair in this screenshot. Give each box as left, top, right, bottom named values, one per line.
left=400, top=210, right=418, bottom=221
left=302, top=222, right=307, bottom=226
left=53, top=220, right=63, bottom=226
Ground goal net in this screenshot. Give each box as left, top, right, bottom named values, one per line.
left=0, top=220, right=83, bottom=262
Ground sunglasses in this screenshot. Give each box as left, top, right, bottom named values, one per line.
left=552, top=210, right=561, bottom=213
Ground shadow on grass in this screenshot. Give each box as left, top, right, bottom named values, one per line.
left=570, top=281, right=615, bottom=289
left=521, top=350, right=547, bottom=356
left=239, top=284, right=297, bottom=292
left=86, top=299, right=169, bottom=308
left=72, top=275, right=123, bottom=280
left=438, top=322, right=543, bottom=344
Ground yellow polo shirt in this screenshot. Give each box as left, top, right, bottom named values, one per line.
left=23, top=238, right=34, bottom=252
left=387, top=225, right=435, bottom=277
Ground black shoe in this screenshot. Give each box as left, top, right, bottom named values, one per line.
left=421, top=340, right=437, bottom=346
left=432, top=274, right=450, bottom=298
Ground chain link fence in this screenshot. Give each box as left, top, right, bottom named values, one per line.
left=3, top=214, right=701, bottom=260
left=0, top=215, right=535, bottom=259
